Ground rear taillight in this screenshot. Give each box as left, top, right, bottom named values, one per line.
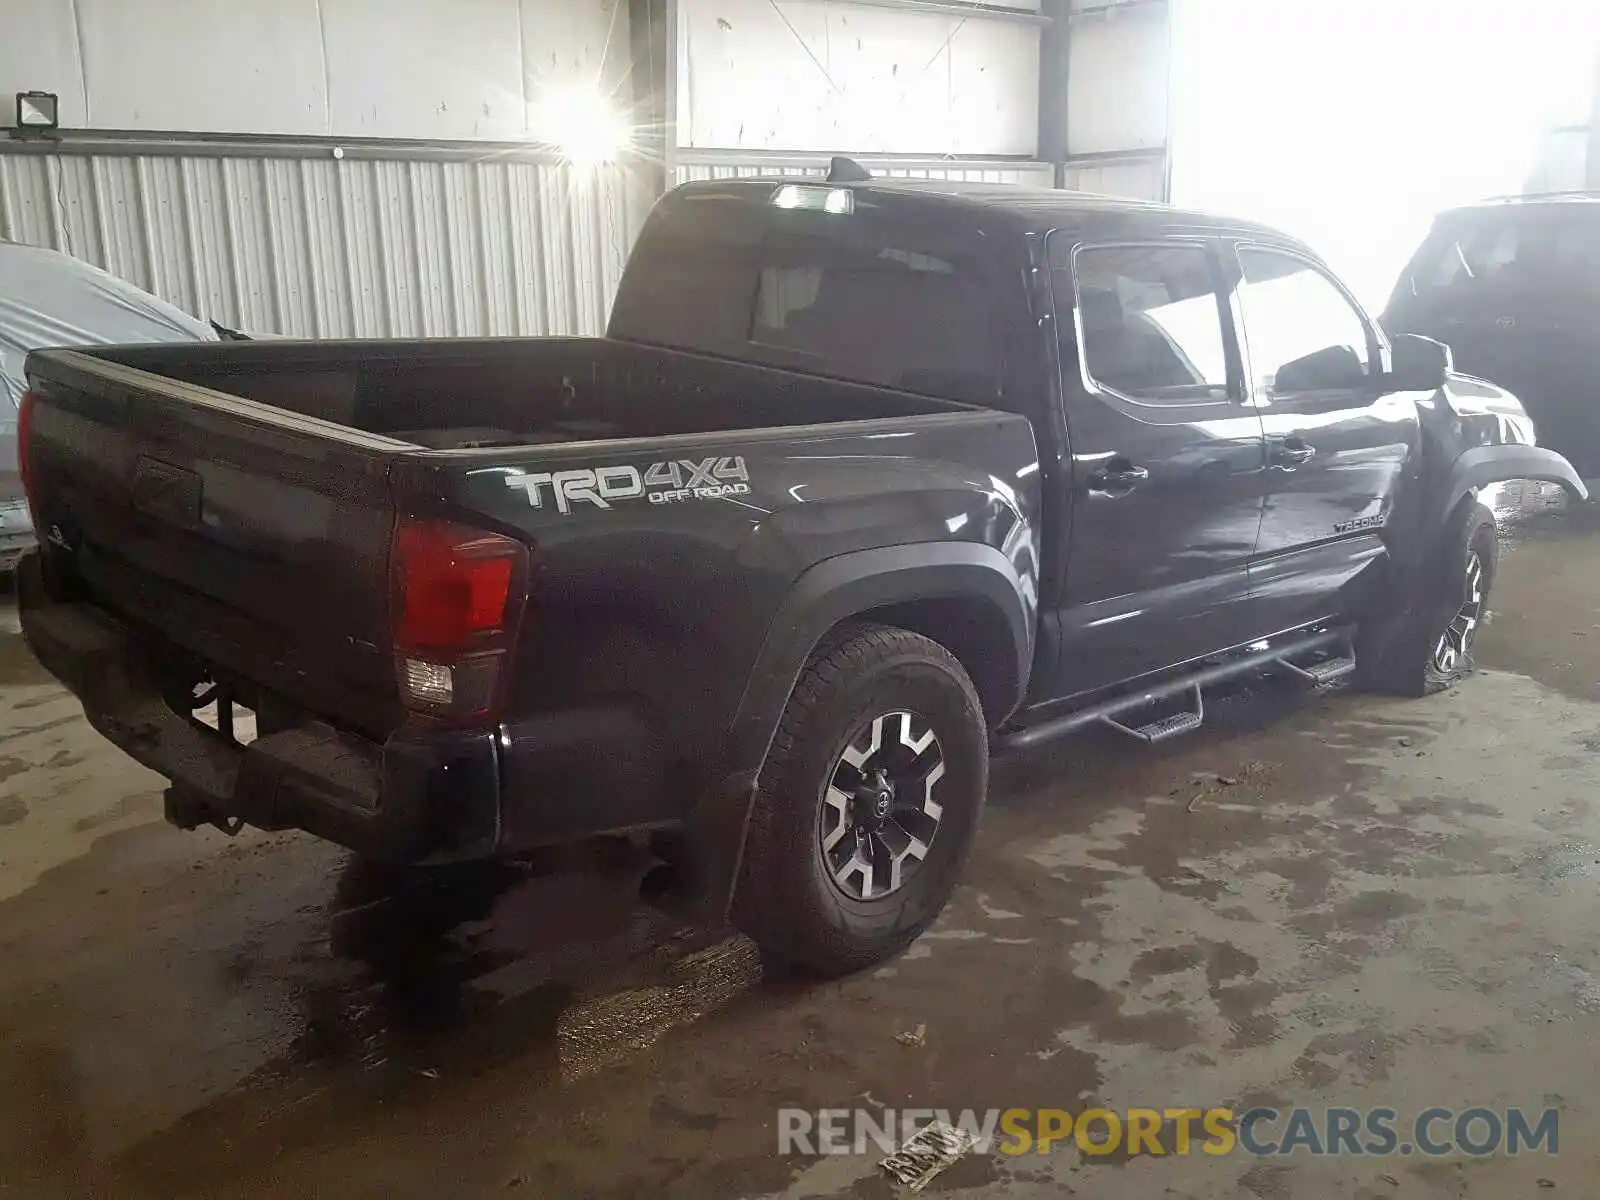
left=17, top=389, right=38, bottom=523
left=391, top=516, right=529, bottom=723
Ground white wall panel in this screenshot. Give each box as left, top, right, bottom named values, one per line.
left=321, top=0, right=526, bottom=140
left=523, top=0, right=631, bottom=96
left=678, top=0, right=1039, bottom=156
left=0, top=2, right=89, bottom=128
left=1066, top=5, right=1169, bottom=155
left=74, top=0, right=329, bottom=134
left=0, top=151, right=645, bottom=339
left=0, top=0, right=628, bottom=141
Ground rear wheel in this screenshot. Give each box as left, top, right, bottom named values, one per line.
left=1359, top=502, right=1497, bottom=696
left=735, top=624, right=988, bottom=977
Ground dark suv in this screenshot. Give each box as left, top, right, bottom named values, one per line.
left=1384, top=194, right=1600, bottom=474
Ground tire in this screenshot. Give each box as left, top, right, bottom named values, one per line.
left=1358, top=501, right=1497, bottom=697
left=734, top=623, right=989, bottom=977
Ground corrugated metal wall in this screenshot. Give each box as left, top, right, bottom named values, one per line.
left=0, top=149, right=646, bottom=338
left=673, top=155, right=1055, bottom=188
left=1061, top=154, right=1167, bottom=201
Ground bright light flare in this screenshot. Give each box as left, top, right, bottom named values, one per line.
left=530, top=86, right=632, bottom=167
left=1169, top=0, right=1600, bottom=307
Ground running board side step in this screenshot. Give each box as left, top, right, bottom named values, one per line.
left=1099, top=685, right=1204, bottom=744
left=1275, top=635, right=1356, bottom=686
left=996, top=626, right=1356, bottom=753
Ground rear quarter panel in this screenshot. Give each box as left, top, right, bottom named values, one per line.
left=391, top=409, right=1042, bottom=786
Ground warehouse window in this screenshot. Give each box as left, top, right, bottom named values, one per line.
left=1071, top=244, right=1231, bottom=405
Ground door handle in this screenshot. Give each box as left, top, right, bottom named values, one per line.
left=1272, top=437, right=1316, bottom=469
left=1087, top=460, right=1150, bottom=496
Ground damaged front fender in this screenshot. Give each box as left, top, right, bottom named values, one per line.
left=1393, top=375, right=1588, bottom=593
left=1447, top=442, right=1588, bottom=505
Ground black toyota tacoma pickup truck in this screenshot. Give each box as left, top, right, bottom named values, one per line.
left=16, top=169, right=1587, bottom=975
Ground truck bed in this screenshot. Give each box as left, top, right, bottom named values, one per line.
left=89, top=336, right=961, bottom=450
left=19, top=337, right=998, bottom=746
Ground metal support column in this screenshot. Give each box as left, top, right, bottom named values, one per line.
left=1038, top=0, right=1072, bottom=187
left=628, top=0, right=675, bottom=197
left=1587, top=43, right=1600, bottom=190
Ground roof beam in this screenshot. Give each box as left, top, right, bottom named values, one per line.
left=809, top=0, right=1051, bottom=26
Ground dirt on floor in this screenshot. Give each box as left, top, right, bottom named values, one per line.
left=2, top=483, right=1600, bottom=1199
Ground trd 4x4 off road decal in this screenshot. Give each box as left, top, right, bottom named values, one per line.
left=505, top=456, right=751, bottom=513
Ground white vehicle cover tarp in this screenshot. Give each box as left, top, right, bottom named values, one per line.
left=0, top=241, right=215, bottom=505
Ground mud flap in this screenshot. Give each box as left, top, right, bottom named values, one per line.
left=672, top=769, right=761, bottom=925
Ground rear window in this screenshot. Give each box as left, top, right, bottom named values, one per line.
left=608, top=188, right=1001, bottom=405
left=748, top=245, right=995, bottom=402
left=1399, top=206, right=1600, bottom=300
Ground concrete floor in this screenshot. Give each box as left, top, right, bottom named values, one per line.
left=2, top=483, right=1599, bottom=1198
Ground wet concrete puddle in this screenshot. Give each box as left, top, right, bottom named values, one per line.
left=2, top=484, right=1600, bottom=1197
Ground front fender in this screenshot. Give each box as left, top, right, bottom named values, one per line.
left=1437, top=443, right=1588, bottom=523
left=1403, top=444, right=1587, bottom=589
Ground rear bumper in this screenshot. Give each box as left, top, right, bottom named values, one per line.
left=17, top=553, right=678, bottom=860
left=18, top=555, right=495, bottom=860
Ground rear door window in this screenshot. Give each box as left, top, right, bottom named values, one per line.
left=1068, top=243, right=1233, bottom=405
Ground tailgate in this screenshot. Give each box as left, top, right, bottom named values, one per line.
left=24, top=349, right=411, bottom=736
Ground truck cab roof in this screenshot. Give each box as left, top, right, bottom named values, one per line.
left=609, top=176, right=1320, bottom=404
left=666, top=176, right=1305, bottom=251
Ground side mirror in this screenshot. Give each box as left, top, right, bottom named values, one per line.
left=1387, top=333, right=1452, bottom=391
left=1274, top=344, right=1367, bottom=393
